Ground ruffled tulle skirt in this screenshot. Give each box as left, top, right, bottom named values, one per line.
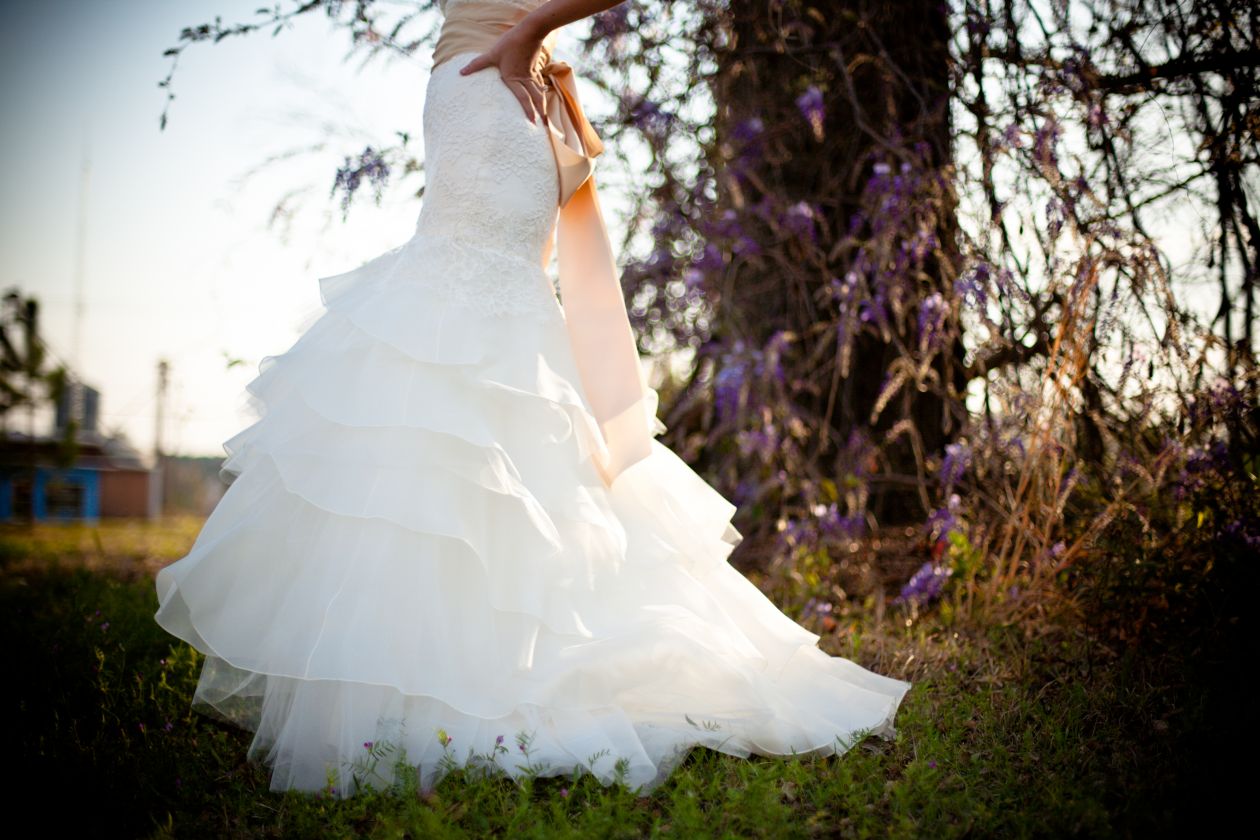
left=155, top=54, right=909, bottom=798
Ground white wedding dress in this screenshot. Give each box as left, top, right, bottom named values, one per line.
left=154, top=0, right=909, bottom=797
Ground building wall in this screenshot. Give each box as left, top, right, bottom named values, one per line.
left=99, top=469, right=153, bottom=517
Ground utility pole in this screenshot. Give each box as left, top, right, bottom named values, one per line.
left=151, top=359, right=169, bottom=518
left=72, top=125, right=91, bottom=370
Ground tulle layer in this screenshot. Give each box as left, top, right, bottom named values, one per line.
left=154, top=230, right=910, bottom=797
left=220, top=233, right=610, bottom=487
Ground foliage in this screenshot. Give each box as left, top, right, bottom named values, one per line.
left=1071, top=372, right=1260, bottom=652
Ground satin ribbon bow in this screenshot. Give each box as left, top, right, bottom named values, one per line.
left=537, top=59, right=603, bottom=208
left=535, top=54, right=661, bottom=488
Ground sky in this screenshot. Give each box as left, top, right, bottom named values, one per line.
left=0, top=0, right=584, bottom=462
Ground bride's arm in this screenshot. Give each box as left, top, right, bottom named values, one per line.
left=458, top=1, right=628, bottom=124
left=514, top=0, right=628, bottom=42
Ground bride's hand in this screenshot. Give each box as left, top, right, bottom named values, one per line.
left=459, top=26, right=550, bottom=126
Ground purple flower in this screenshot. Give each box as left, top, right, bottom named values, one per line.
left=628, top=97, right=675, bottom=135
left=1086, top=101, right=1108, bottom=129
left=734, top=236, right=762, bottom=256
left=782, top=201, right=818, bottom=243
left=730, top=116, right=764, bottom=149
left=1033, top=118, right=1062, bottom=172
left=940, top=441, right=971, bottom=490
left=560, top=787, right=569, bottom=798
left=816, top=502, right=865, bottom=539
left=796, top=85, right=825, bottom=141
left=800, top=597, right=834, bottom=622
left=916, top=292, right=948, bottom=351
left=763, top=330, right=790, bottom=383
left=692, top=242, right=725, bottom=273
left=704, top=208, right=744, bottom=240
left=496, top=734, right=505, bottom=746
left=714, top=347, right=748, bottom=423
left=732, top=478, right=758, bottom=507
left=1001, top=122, right=1021, bottom=149
left=363, top=741, right=374, bottom=750
left=925, top=493, right=962, bottom=540
left=590, top=4, right=631, bottom=40
left=738, top=427, right=779, bottom=462
left=955, top=263, right=990, bottom=308
left=332, top=145, right=391, bottom=216
left=858, top=292, right=888, bottom=328
left=893, top=561, right=953, bottom=607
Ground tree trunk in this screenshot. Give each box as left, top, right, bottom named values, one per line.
left=710, top=0, right=965, bottom=526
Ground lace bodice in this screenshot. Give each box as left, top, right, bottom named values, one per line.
left=413, top=16, right=563, bottom=318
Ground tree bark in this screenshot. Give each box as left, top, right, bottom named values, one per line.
left=710, top=0, right=965, bottom=525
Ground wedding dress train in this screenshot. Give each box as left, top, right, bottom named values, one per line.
left=154, top=0, right=909, bottom=797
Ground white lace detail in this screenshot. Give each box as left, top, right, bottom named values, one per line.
left=414, top=236, right=562, bottom=319
left=416, top=48, right=562, bottom=317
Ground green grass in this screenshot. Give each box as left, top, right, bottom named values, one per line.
left=0, top=519, right=1244, bottom=838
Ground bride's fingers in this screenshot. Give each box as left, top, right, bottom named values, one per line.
left=505, top=76, right=549, bottom=125
left=458, top=52, right=489, bottom=75
left=524, top=80, right=548, bottom=127
left=505, top=80, right=538, bottom=124
left=517, top=77, right=550, bottom=126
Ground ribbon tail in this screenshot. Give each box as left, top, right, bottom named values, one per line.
left=556, top=173, right=659, bottom=488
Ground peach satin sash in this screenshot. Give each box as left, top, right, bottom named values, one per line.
left=432, top=1, right=657, bottom=488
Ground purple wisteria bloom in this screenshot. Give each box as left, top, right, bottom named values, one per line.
left=940, top=441, right=971, bottom=489
left=627, top=97, right=675, bottom=134
left=782, top=201, right=819, bottom=243
left=1032, top=117, right=1062, bottom=172
left=332, top=145, right=391, bottom=216
left=737, top=427, right=779, bottom=461
left=916, top=292, right=948, bottom=351
left=692, top=242, right=725, bottom=273
left=926, top=492, right=962, bottom=540
left=892, top=561, right=953, bottom=607
left=705, top=208, right=744, bottom=240
left=816, top=501, right=865, bottom=539
left=1000, top=122, right=1022, bottom=149
left=800, top=597, right=834, bottom=623
left=590, top=4, right=631, bottom=39
left=733, top=235, right=762, bottom=256
left=714, top=358, right=747, bottom=423
left=796, top=85, right=825, bottom=141
left=732, top=478, right=758, bottom=507
left=763, top=329, right=790, bottom=383
left=858, top=291, right=888, bottom=328
left=955, top=263, right=991, bottom=308
left=730, top=116, right=764, bottom=149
